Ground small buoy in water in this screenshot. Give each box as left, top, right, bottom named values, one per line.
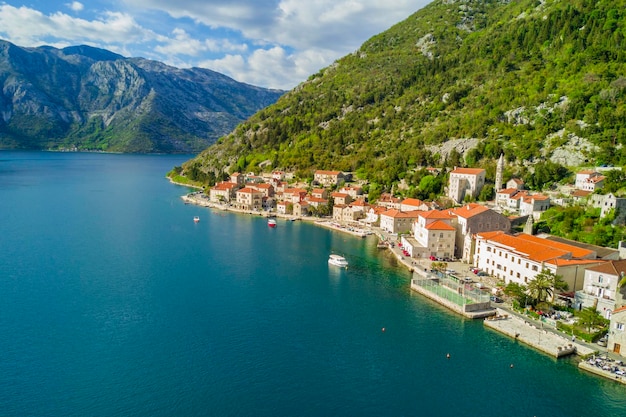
left=510, top=364, right=514, bottom=368
left=446, top=353, right=450, bottom=359
left=381, top=327, right=386, bottom=332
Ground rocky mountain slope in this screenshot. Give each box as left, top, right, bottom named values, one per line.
left=182, top=0, right=626, bottom=189
left=0, top=40, right=284, bottom=153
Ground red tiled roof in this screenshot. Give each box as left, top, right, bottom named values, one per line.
left=480, top=233, right=568, bottom=262
left=497, top=188, right=518, bottom=195
left=212, top=182, right=238, bottom=191
left=550, top=259, right=605, bottom=267
left=515, top=234, right=594, bottom=259
left=401, top=198, right=423, bottom=206
left=450, top=203, right=490, bottom=218
left=315, top=170, right=341, bottom=175
left=350, top=199, right=369, bottom=207
left=585, top=259, right=626, bottom=276
left=237, top=187, right=259, bottom=194
left=425, top=220, right=456, bottom=231
left=613, top=306, right=626, bottom=315
left=381, top=209, right=421, bottom=218
left=451, top=167, right=485, bottom=175
left=420, top=209, right=453, bottom=220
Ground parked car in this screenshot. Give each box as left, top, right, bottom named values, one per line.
left=477, top=271, right=489, bottom=277
left=597, top=335, right=608, bottom=347
left=490, top=296, right=503, bottom=303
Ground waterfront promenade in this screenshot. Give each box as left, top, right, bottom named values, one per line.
left=181, top=192, right=614, bottom=369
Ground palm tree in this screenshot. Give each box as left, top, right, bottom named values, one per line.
left=527, top=269, right=568, bottom=304
left=527, top=270, right=554, bottom=304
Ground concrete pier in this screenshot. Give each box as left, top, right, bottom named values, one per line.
left=483, top=308, right=596, bottom=358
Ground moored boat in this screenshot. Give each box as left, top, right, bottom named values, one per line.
left=328, top=254, right=349, bottom=268
left=268, top=218, right=277, bottom=228
left=193, top=216, right=200, bottom=223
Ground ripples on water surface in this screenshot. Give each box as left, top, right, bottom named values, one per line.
left=0, top=151, right=625, bottom=417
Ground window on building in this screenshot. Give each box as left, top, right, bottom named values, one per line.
left=487, top=247, right=491, bottom=252
left=599, top=275, right=604, bottom=283
left=617, top=323, right=625, bottom=331
left=532, top=265, right=538, bottom=271
left=516, top=272, right=520, bottom=278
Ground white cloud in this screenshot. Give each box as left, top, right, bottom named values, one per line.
left=0, top=5, right=155, bottom=46
left=67, top=2, right=84, bottom=12
left=0, top=1, right=431, bottom=89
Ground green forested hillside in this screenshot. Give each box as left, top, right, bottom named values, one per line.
left=183, top=0, right=626, bottom=190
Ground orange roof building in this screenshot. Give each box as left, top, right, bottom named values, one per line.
left=475, top=232, right=604, bottom=291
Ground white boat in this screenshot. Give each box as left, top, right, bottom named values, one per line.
left=193, top=216, right=200, bottom=223
left=268, top=218, right=277, bottom=228
left=328, top=254, right=349, bottom=268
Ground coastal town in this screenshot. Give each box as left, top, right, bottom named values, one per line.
left=180, top=158, right=626, bottom=385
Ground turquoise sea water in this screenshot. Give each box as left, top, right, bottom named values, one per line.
left=1, top=151, right=625, bottom=417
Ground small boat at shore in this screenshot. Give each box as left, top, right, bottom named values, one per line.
left=268, top=218, right=277, bottom=228
left=193, top=216, right=200, bottom=223
left=328, top=254, right=349, bottom=268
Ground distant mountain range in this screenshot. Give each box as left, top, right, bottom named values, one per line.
left=0, top=40, right=284, bottom=153
left=182, top=0, right=626, bottom=188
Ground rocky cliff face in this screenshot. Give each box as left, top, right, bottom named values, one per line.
left=0, top=40, right=284, bottom=153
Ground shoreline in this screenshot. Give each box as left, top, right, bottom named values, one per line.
left=179, top=190, right=619, bottom=380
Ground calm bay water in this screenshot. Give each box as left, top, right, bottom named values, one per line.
left=0, top=151, right=625, bottom=417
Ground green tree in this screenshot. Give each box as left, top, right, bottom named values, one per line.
left=478, top=184, right=494, bottom=201
left=504, top=282, right=530, bottom=307
left=576, top=307, right=605, bottom=333
left=527, top=269, right=557, bottom=304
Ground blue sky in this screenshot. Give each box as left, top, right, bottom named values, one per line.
left=0, top=0, right=431, bottom=90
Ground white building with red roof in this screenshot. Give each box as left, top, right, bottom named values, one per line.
left=400, top=198, right=429, bottom=212
left=331, top=192, right=352, bottom=206
left=379, top=209, right=421, bottom=234
left=576, top=259, right=626, bottom=319
left=235, top=187, right=263, bottom=211
left=209, top=181, right=239, bottom=203
left=474, top=231, right=603, bottom=293
left=311, top=188, right=328, bottom=199
left=340, top=185, right=363, bottom=199
left=520, top=194, right=551, bottom=219
left=575, top=170, right=605, bottom=191
left=448, top=167, right=486, bottom=203
left=314, top=170, right=344, bottom=187
left=377, top=193, right=401, bottom=209
left=283, top=188, right=308, bottom=204
left=405, top=210, right=456, bottom=259
left=448, top=203, right=511, bottom=262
